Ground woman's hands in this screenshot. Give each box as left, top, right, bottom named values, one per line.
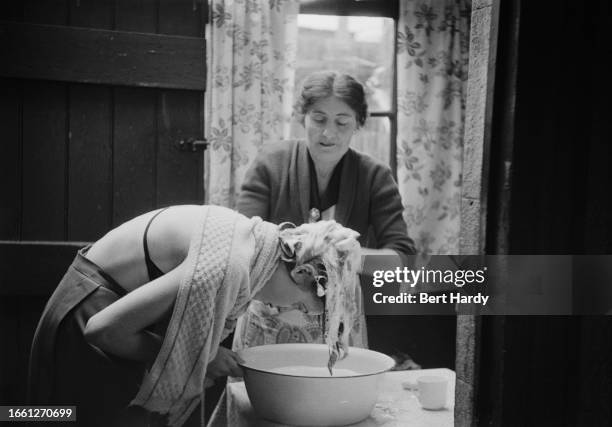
left=207, top=347, right=244, bottom=379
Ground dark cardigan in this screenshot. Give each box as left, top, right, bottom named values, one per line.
left=236, top=140, right=416, bottom=266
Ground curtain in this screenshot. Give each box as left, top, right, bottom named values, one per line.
left=205, top=0, right=300, bottom=207
left=396, top=0, right=471, bottom=254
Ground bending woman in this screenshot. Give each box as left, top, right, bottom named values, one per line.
left=234, top=70, right=416, bottom=350
left=28, top=205, right=359, bottom=427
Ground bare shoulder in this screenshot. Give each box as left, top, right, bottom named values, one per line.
left=150, top=205, right=204, bottom=258
left=87, top=205, right=201, bottom=262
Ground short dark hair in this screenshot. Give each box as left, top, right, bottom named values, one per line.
left=294, top=70, right=368, bottom=127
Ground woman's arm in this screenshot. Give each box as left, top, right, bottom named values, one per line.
left=365, top=166, right=417, bottom=271
left=84, top=261, right=187, bottom=363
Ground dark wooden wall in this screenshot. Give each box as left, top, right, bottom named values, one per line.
left=0, top=0, right=206, bottom=405
left=481, top=0, right=612, bottom=425
left=507, top=1, right=610, bottom=256
left=0, top=80, right=204, bottom=241
left=0, top=1, right=206, bottom=241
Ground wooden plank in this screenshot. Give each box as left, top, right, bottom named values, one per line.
left=485, top=0, right=520, bottom=255
left=0, top=3, right=24, bottom=21
left=0, top=79, right=22, bottom=240
left=112, top=87, right=157, bottom=225
left=69, top=0, right=112, bottom=29
left=0, top=21, right=206, bottom=90
left=0, top=241, right=79, bottom=403
left=0, top=241, right=83, bottom=404
left=581, top=0, right=610, bottom=254
left=23, top=0, right=67, bottom=25
left=508, top=1, right=578, bottom=254
left=158, top=0, right=203, bottom=37
left=0, top=298, right=21, bottom=403
left=475, top=316, right=505, bottom=425
left=156, top=0, right=205, bottom=206
left=526, top=318, right=577, bottom=425
left=156, top=90, right=204, bottom=206
left=115, top=0, right=157, bottom=33
left=485, top=317, right=584, bottom=427
left=576, top=317, right=612, bottom=426
left=501, top=317, right=532, bottom=426
left=14, top=296, right=48, bottom=404
left=21, top=81, right=67, bottom=240
left=0, top=241, right=86, bottom=296
left=68, top=84, right=113, bottom=241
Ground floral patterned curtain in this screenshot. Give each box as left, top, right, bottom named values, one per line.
left=205, top=0, right=300, bottom=207
left=396, top=0, right=471, bottom=254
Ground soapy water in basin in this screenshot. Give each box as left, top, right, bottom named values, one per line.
left=269, top=366, right=359, bottom=377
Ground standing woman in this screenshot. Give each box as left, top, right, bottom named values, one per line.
left=234, top=70, right=416, bottom=350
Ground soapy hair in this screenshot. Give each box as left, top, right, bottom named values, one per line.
left=278, top=220, right=361, bottom=369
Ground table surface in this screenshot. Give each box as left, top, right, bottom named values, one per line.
left=208, top=368, right=455, bottom=427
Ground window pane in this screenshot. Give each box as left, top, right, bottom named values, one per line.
left=296, top=15, right=394, bottom=111
left=351, top=116, right=390, bottom=165
left=289, top=116, right=390, bottom=166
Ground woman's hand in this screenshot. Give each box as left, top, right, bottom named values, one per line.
left=207, top=347, right=244, bottom=379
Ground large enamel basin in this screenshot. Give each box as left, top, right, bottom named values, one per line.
left=239, top=343, right=395, bottom=426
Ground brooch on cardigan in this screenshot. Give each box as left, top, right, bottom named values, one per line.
left=309, top=207, right=321, bottom=223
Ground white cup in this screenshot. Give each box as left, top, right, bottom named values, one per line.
left=416, top=375, right=448, bottom=410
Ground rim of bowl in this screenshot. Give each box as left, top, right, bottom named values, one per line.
left=238, top=345, right=396, bottom=379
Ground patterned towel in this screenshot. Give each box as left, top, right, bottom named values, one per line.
left=131, top=206, right=280, bottom=426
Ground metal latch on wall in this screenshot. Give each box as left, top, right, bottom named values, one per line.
left=176, top=138, right=209, bottom=152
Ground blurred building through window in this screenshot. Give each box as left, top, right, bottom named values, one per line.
left=290, top=15, right=395, bottom=166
